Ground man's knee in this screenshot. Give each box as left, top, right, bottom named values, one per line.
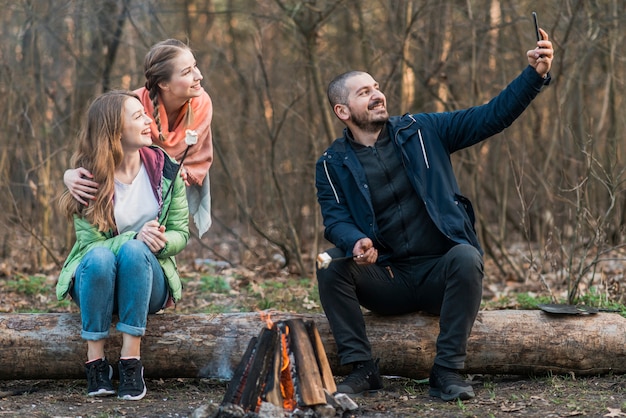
left=448, top=244, right=483, bottom=272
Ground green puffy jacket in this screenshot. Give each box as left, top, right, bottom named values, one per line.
left=56, top=146, right=189, bottom=302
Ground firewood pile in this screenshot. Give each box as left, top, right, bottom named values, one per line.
left=192, top=317, right=358, bottom=418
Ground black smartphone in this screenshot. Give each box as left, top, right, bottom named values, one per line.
left=532, top=12, right=542, bottom=41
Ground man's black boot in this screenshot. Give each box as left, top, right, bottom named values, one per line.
left=429, top=363, right=475, bottom=401
left=336, top=359, right=383, bottom=395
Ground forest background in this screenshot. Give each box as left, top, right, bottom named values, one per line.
left=0, top=0, right=624, bottom=310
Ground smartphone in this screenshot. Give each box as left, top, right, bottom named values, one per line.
left=532, top=12, right=542, bottom=41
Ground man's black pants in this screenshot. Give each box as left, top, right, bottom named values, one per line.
left=317, top=244, right=483, bottom=370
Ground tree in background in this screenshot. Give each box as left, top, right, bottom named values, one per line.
left=0, top=0, right=624, bottom=304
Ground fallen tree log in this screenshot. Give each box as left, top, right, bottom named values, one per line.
left=1, top=310, right=624, bottom=380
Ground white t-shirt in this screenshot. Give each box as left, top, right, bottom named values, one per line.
left=114, top=163, right=159, bottom=234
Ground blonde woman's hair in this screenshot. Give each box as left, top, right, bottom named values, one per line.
left=59, top=90, right=138, bottom=231
left=143, top=39, right=195, bottom=142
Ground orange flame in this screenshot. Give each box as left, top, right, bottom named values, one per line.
left=254, top=316, right=299, bottom=412
left=279, top=326, right=297, bottom=411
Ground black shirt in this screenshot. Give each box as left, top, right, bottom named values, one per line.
left=349, top=126, right=453, bottom=259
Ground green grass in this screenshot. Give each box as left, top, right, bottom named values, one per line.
left=3, top=270, right=623, bottom=318
left=198, top=274, right=231, bottom=293
left=577, top=287, right=626, bottom=317
left=483, top=378, right=496, bottom=399
left=6, top=274, right=49, bottom=295
left=198, top=304, right=233, bottom=314
left=515, top=292, right=554, bottom=309
left=399, top=377, right=428, bottom=396
left=245, top=277, right=321, bottom=312
left=510, top=292, right=626, bottom=318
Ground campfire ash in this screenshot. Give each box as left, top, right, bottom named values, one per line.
left=192, top=317, right=358, bottom=418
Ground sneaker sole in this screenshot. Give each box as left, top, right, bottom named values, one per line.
left=337, top=388, right=382, bottom=397
left=118, top=385, right=147, bottom=401
left=88, top=388, right=116, bottom=397
left=429, top=387, right=474, bottom=401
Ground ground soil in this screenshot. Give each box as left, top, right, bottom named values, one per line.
left=1, top=373, right=625, bottom=417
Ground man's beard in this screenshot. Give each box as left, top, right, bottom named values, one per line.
left=351, top=110, right=389, bottom=133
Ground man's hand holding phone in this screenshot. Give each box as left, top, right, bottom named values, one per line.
left=528, top=12, right=553, bottom=78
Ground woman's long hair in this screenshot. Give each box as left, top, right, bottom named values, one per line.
left=144, top=39, right=195, bottom=142
left=59, top=91, right=138, bottom=232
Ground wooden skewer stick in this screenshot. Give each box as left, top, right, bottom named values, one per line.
left=316, top=252, right=363, bottom=269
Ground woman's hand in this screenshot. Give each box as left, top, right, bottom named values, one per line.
left=180, top=166, right=190, bottom=186
left=137, top=219, right=167, bottom=254
left=64, top=168, right=99, bottom=206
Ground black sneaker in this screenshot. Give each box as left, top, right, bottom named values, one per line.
left=117, top=358, right=147, bottom=400
left=85, top=358, right=115, bottom=397
left=429, top=363, right=475, bottom=401
left=336, top=359, right=383, bottom=395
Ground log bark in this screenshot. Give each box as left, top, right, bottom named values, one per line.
left=1, top=310, right=625, bottom=380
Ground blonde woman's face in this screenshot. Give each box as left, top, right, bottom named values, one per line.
left=159, top=49, right=204, bottom=100
left=121, top=98, right=153, bottom=151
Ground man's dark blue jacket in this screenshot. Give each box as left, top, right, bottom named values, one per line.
left=315, top=65, right=549, bottom=262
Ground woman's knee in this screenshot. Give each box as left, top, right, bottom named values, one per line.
left=118, top=239, right=151, bottom=258
left=83, top=246, right=115, bottom=261
left=80, top=247, right=116, bottom=276
left=73, top=248, right=116, bottom=301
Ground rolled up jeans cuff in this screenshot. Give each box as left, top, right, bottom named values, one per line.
left=116, top=322, right=145, bottom=337
left=81, top=329, right=110, bottom=341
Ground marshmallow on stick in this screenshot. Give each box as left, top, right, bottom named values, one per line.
left=316, top=252, right=333, bottom=269
left=316, top=252, right=364, bottom=269
left=185, top=129, right=198, bottom=145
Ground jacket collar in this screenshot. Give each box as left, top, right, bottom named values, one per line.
left=139, top=146, right=165, bottom=195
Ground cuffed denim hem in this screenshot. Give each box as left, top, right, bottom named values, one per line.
left=116, top=322, right=145, bottom=337
left=81, top=330, right=110, bottom=341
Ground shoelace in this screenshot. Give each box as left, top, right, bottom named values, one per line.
left=434, top=367, right=466, bottom=387
left=88, top=362, right=109, bottom=387
left=343, top=364, right=373, bottom=385
left=120, top=363, right=139, bottom=387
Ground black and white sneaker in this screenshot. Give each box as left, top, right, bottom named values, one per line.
left=117, top=358, right=147, bottom=400
left=85, top=358, right=116, bottom=397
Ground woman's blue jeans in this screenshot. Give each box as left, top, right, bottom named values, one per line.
left=69, top=240, right=168, bottom=341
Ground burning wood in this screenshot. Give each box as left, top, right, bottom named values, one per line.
left=214, top=317, right=357, bottom=418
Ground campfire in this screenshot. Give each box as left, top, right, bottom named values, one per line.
left=212, top=315, right=358, bottom=417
